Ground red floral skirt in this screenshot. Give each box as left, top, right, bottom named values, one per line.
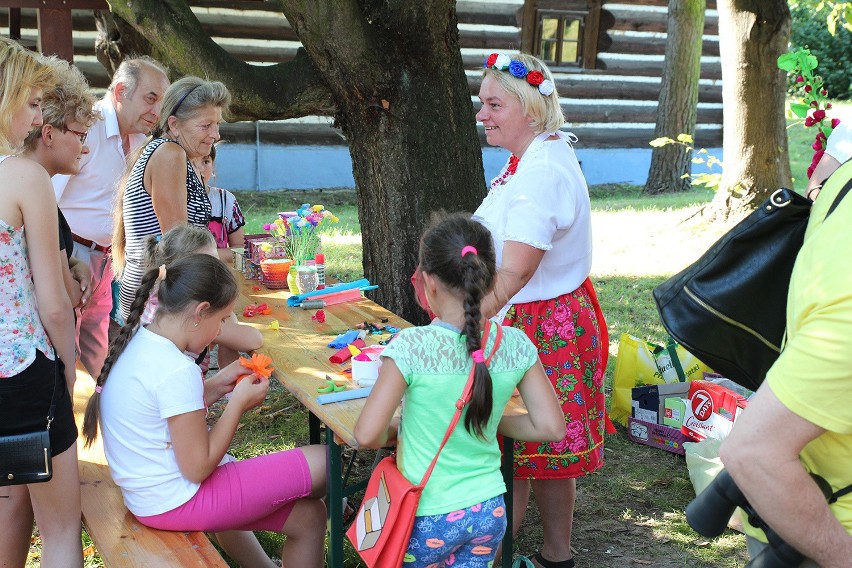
left=504, top=278, right=607, bottom=480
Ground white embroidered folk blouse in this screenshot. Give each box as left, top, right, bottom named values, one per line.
left=472, top=131, right=592, bottom=305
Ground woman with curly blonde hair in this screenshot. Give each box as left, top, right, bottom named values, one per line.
left=22, top=57, right=101, bottom=312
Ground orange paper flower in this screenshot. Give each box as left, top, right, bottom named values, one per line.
left=236, top=353, right=275, bottom=384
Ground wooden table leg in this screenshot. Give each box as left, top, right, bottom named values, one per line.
left=326, top=428, right=344, bottom=567
left=501, top=436, right=514, bottom=567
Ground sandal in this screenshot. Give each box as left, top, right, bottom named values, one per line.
left=532, top=552, right=575, bottom=568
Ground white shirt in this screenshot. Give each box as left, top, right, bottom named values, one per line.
left=99, top=327, right=204, bottom=517
left=53, top=96, right=147, bottom=246
left=826, top=121, right=852, bottom=164
left=473, top=131, right=592, bottom=304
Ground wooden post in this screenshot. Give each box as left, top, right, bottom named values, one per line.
left=37, top=7, right=73, bottom=60
left=0, top=0, right=107, bottom=61
left=8, top=7, right=20, bottom=39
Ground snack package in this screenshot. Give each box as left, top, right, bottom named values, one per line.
left=681, top=380, right=748, bottom=442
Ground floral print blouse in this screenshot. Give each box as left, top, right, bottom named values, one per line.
left=0, top=219, right=54, bottom=377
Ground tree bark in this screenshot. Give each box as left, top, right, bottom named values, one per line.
left=708, top=0, right=792, bottom=222
left=643, top=0, right=705, bottom=195
left=102, top=0, right=484, bottom=324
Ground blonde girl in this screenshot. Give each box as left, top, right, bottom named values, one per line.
left=0, top=37, right=82, bottom=568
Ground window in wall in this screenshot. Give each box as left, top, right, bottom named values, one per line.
left=536, top=10, right=585, bottom=67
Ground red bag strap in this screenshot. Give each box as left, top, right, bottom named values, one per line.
left=417, top=320, right=504, bottom=487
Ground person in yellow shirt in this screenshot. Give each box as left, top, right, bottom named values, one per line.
left=721, top=161, right=852, bottom=568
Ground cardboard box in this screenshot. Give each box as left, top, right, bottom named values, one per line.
left=663, top=397, right=687, bottom=428
left=627, top=417, right=688, bottom=455
left=631, top=382, right=691, bottom=425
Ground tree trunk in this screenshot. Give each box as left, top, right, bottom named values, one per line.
left=93, top=10, right=155, bottom=76
left=282, top=2, right=485, bottom=324
left=708, top=0, right=792, bottom=222
left=101, top=0, right=483, bottom=324
left=643, top=0, right=705, bottom=195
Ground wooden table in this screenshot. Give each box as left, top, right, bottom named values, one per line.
left=233, top=270, right=521, bottom=567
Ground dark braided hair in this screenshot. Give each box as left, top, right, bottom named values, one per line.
left=82, top=254, right=237, bottom=447
left=419, top=213, right=497, bottom=438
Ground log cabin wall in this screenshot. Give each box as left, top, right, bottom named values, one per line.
left=1, top=0, right=722, bottom=149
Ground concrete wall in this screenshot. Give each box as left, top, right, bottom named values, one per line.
left=214, top=143, right=725, bottom=190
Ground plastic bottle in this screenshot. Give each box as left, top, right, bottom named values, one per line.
left=314, top=252, right=326, bottom=289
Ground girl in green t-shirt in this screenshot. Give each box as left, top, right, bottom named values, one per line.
left=355, top=213, right=565, bottom=567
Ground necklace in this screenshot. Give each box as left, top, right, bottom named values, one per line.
left=490, top=154, right=520, bottom=189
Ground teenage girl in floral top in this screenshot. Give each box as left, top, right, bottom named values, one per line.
left=0, top=38, right=83, bottom=567
left=473, top=52, right=609, bottom=568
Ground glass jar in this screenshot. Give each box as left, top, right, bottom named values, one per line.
left=296, top=266, right=319, bottom=294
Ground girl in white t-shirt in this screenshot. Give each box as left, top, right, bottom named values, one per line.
left=82, top=254, right=327, bottom=567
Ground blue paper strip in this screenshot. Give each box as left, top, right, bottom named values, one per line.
left=287, top=279, right=372, bottom=307
left=316, top=387, right=373, bottom=405
left=328, top=329, right=360, bottom=349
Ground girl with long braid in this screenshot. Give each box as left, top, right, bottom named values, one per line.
left=82, top=254, right=328, bottom=567
left=355, top=213, right=565, bottom=568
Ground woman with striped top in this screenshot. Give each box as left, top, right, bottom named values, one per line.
left=113, top=76, right=230, bottom=320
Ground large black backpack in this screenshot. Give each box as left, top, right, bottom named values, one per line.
left=653, top=178, right=852, bottom=392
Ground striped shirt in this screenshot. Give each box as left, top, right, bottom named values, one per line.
left=119, top=138, right=211, bottom=319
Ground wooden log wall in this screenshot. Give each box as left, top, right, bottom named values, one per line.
left=1, top=0, right=723, bottom=148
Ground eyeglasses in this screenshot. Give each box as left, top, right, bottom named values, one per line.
left=63, top=127, right=88, bottom=144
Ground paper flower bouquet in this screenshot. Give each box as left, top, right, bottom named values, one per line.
left=262, top=203, right=338, bottom=265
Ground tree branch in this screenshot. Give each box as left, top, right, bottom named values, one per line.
left=280, top=0, right=387, bottom=101
left=105, top=0, right=335, bottom=120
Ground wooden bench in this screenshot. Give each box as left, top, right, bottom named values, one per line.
left=73, top=367, right=229, bottom=567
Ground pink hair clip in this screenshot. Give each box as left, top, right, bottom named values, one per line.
left=472, top=349, right=485, bottom=363
left=95, top=385, right=103, bottom=394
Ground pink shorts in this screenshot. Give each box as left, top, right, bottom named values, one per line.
left=136, top=448, right=312, bottom=532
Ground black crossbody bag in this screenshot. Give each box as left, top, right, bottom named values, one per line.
left=654, top=181, right=852, bottom=392
left=0, top=361, right=59, bottom=486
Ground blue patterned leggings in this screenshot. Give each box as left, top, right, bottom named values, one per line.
left=404, top=495, right=507, bottom=567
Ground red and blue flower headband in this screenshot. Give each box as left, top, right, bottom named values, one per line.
left=484, top=53, right=556, bottom=96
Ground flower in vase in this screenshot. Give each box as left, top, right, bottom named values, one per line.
left=265, top=203, right=338, bottom=265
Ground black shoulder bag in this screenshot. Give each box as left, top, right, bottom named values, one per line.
left=0, top=361, right=58, bottom=486
left=653, top=181, right=852, bottom=392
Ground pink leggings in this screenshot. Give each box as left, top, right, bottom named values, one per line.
left=136, top=448, right=312, bottom=532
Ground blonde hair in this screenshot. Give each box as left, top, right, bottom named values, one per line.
left=23, top=56, right=101, bottom=151
left=144, top=225, right=215, bottom=271
left=112, top=76, right=230, bottom=273
left=0, top=37, right=55, bottom=153
left=482, top=53, right=564, bottom=134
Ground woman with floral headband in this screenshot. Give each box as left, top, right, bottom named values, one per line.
left=472, top=52, right=609, bottom=568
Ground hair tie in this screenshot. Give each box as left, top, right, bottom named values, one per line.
left=158, top=264, right=167, bottom=282
left=472, top=349, right=485, bottom=364
left=461, top=245, right=478, bottom=258
left=95, top=385, right=103, bottom=394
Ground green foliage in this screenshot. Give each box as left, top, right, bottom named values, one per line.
left=648, top=134, right=723, bottom=191
left=789, top=3, right=852, bottom=99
